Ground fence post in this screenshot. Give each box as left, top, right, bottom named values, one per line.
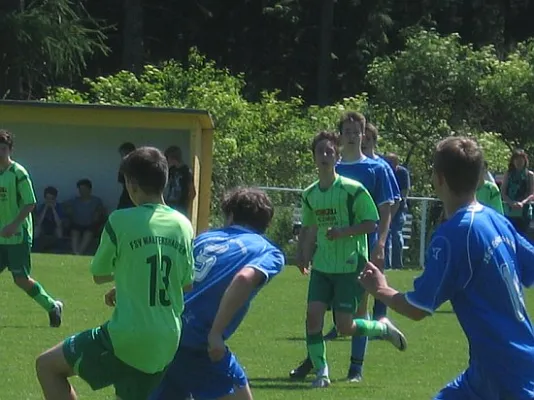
left=419, top=199, right=428, bottom=268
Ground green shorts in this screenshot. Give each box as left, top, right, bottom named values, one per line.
left=63, top=325, right=165, bottom=400
left=307, top=270, right=364, bottom=313
left=0, top=242, right=31, bottom=278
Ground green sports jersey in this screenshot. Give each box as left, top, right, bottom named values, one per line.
left=91, top=204, right=194, bottom=374
left=301, top=175, right=379, bottom=274
left=476, top=181, right=504, bottom=214
left=0, top=161, right=36, bottom=245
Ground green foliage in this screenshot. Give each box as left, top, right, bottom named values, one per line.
left=48, top=29, right=534, bottom=233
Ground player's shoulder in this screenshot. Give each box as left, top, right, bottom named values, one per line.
left=302, top=180, right=319, bottom=196
left=110, top=205, right=193, bottom=234
left=10, top=161, right=30, bottom=177
left=337, top=175, right=366, bottom=193
left=485, top=181, right=500, bottom=192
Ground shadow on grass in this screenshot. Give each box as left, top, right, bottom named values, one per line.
left=0, top=325, right=50, bottom=329
left=250, top=376, right=381, bottom=391
left=435, top=310, right=455, bottom=314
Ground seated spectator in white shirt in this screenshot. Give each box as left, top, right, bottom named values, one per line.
left=34, top=186, right=64, bottom=253
left=64, top=179, right=106, bottom=255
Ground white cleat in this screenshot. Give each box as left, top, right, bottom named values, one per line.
left=379, top=317, right=407, bottom=351
left=311, top=375, right=331, bottom=388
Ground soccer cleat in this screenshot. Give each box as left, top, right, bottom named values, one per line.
left=380, top=317, right=407, bottom=351
left=49, top=300, right=63, bottom=328
left=311, top=374, right=331, bottom=388
left=347, top=364, right=363, bottom=382
left=289, top=358, right=313, bottom=380
left=323, top=326, right=339, bottom=341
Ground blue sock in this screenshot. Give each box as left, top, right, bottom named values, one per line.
left=372, top=299, right=387, bottom=320
left=350, top=312, right=369, bottom=373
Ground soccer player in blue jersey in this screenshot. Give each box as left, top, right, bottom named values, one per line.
left=150, top=187, right=285, bottom=400
left=360, top=136, right=534, bottom=400
left=362, top=123, right=402, bottom=272
left=290, top=111, right=397, bottom=382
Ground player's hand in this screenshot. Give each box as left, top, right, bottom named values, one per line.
left=104, top=287, right=117, bottom=307
left=0, top=223, right=18, bottom=238
left=207, top=332, right=226, bottom=362
left=326, top=227, right=343, bottom=241
left=297, top=263, right=310, bottom=275
left=358, top=262, right=388, bottom=295
left=370, top=243, right=385, bottom=271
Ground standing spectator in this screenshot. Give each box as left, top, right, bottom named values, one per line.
left=384, top=153, right=411, bottom=270
left=501, top=149, right=534, bottom=234
left=163, top=145, right=196, bottom=217
left=34, top=186, right=64, bottom=253
left=117, top=142, right=136, bottom=210
left=65, top=179, right=107, bottom=255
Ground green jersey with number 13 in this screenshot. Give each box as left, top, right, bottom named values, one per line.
left=91, top=203, right=194, bottom=374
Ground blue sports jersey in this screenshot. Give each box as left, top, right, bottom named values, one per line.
left=336, top=156, right=395, bottom=248
left=406, top=204, right=534, bottom=398
left=180, top=225, right=285, bottom=348
left=374, top=155, right=401, bottom=201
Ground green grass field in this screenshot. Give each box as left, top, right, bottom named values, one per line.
left=1, top=254, right=507, bottom=399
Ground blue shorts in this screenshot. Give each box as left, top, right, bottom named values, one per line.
left=434, top=364, right=517, bottom=400
left=149, top=347, right=248, bottom=400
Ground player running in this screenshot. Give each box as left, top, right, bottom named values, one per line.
left=360, top=136, right=534, bottom=400
left=0, top=129, right=62, bottom=327
left=150, top=187, right=285, bottom=400
left=290, top=112, right=397, bottom=383
left=36, top=147, right=194, bottom=400
left=296, top=131, right=406, bottom=388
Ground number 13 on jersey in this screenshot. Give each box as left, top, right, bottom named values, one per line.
left=146, top=254, right=173, bottom=307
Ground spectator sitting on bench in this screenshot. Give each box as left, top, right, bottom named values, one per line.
left=34, top=186, right=64, bottom=253
left=65, top=179, right=106, bottom=255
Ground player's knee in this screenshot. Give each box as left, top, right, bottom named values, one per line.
left=35, top=352, right=49, bottom=377
left=14, top=275, right=31, bottom=290
left=335, top=320, right=353, bottom=336
left=306, top=311, right=322, bottom=332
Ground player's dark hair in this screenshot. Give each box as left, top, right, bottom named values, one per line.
left=338, top=111, right=366, bottom=134
left=118, top=142, right=136, bottom=154
left=76, top=179, right=92, bottom=189
left=222, top=187, right=274, bottom=233
left=120, top=146, right=168, bottom=195
left=44, top=186, right=58, bottom=197
left=311, top=131, right=340, bottom=157
left=507, top=148, right=529, bottom=172
left=164, top=145, right=183, bottom=162
left=433, top=137, right=483, bottom=195
left=365, top=123, right=379, bottom=142
left=0, top=129, right=14, bottom=149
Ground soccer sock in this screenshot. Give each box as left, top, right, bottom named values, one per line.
left=26, top=281, right=56, bottom=312
left=353, top=319, right=388, bottom=337
left=372, top=299, right=387, bottom=320
left=306, top=332, right=327, bottom=373
left=350, top=313, right=370, bottom=371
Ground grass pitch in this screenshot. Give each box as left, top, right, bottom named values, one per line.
left=0, top=254, right=494, bottom=399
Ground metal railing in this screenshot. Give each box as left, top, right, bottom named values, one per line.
left=257, top=186, right=441, bottom=268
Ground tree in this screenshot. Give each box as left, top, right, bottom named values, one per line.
left=0, top=0, right=109, bottom=99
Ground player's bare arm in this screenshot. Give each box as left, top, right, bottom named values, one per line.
left=0, top=203, right=35, bottom=237
left=296, top=226, right=316, bottom=273
left=371, top=202, right=392, bottom=267
left=208, top=266, right=266, bottom=361
left=326, top=220, right=376, bottom=240
left=358, top=262, right=429, bottom=321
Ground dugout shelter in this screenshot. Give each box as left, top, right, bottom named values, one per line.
left=0, top=100, right=214, bottom=234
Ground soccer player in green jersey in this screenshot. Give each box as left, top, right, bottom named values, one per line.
left=476, top=161, right=504, bottom=214
left=0, top=130, right=63, bottom=327
left=297, top=131, right=407, bottom=388
left=36, top=147, right=195, bottom=400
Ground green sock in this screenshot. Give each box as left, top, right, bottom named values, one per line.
left=26, top=281, right=56, bottom=312
left=354, top=319, right=388, bottom=337
left=306, top=332, right=327, bottom=371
